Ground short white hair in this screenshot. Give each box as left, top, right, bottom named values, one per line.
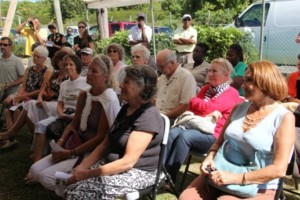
left=131, top=45, right=150, bottom=60
left=34, top=45, right=49, bottom=58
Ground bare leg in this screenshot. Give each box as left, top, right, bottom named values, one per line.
left=33, top=133, right=46, bottom=162
left=13, top=108, right=22, bottom=126
left=5, top=109, right=14, bottom=130
left=0, top=109, right=28, bottom=140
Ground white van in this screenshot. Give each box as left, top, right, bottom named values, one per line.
left=233, top=0, right=300, bottom=66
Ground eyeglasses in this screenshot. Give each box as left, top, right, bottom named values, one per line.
left=0, top=43, right=10, bottom=47
left=108, top=50, right=117, bottom=53
left=132, top=55, right=141, bottom=59
left=183, top=18, right=191, bottom=21
left=78, top=26, right=86, bottom=29
left=157, top=61, right=170, bottom=69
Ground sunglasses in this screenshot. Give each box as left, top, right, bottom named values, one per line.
left=78, top=26, right=86, bottom=29
left=183, top=18, right=191, bottom=21
left=108, top=50, right=117, bottom=53
left=0, top=43, right=10, bottom=47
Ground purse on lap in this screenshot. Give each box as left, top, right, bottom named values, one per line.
left=172, top=111, right=216, bottom=134
left=206, top=140, right=262, bottom=198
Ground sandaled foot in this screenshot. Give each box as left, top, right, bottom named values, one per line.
left=0, top=139, right=17, bottom=150
left=24, top=173, right=38, bottom=185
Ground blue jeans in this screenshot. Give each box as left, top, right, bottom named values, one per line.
left=164, top=127, right=216, bottom=182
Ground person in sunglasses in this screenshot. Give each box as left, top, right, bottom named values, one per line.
left=173, top=14, right=197, bottom=65
left=73, top=21, right=94, bottom=56
left=0, top=37, right=25, bottom=110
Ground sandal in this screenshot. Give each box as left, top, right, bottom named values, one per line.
left=0, top=139, right=17, bottom=150
left=24, top=173, right=38, bottom=185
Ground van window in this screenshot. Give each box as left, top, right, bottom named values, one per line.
left=111, top=24, right=121, bottom=34
left=124, top=24, right=135, bottom=30
left=274, top=2, right=300, bottom=26
left=238, top=3, right=270, bottom=27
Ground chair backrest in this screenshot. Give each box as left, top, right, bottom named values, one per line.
left=161, top=113, right=170, bottom=146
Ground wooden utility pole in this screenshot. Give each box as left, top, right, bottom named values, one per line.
left=2, top=0, right=17, bottom=37
left=53, top=0, right=64, bottom=34
left=97, top=8, right=109, bottom=39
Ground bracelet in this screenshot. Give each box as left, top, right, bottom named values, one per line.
left=58, top=138, right=64, bottom=143
left=242, top=173, right=247, bottom=185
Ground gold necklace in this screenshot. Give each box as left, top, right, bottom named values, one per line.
left=242, top=111, right=265, bottom=132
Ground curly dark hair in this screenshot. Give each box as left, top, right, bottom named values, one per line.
left=52, top=49, right=73, bottom=70
left=125, top=65, right=157, bottom=101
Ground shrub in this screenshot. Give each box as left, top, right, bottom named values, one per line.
left=94, top=26, right=258, bottom=64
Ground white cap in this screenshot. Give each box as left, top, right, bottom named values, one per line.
left=182, top=14, right=192, bottom=20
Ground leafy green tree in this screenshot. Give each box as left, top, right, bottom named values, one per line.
left=161, top=0, right=257, bottom=24
left=46, top=0, right=86, bottom=22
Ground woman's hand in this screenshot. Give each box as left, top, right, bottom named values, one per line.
left=200, top=155, right=216, bottom=175
left=52, top=149, right=71, bottom=163
left=67, top=168, right=97, bottom=184
left=206, top=111, right=222, bottom=120
left=209, top=170, right=241, bottom=186
left=36, top=98, right=43, bottom=108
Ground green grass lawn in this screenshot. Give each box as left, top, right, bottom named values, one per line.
left=0, top=126, right=299, bottom=200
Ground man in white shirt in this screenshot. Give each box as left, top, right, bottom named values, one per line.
left=128, top=13, right=152, bottom=48
left=173, top=14, right=197, bottom=64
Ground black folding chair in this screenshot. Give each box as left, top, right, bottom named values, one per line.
left=125, top=114, right=179, bottom=200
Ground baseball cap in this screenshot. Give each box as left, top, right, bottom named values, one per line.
left=182, top=14, right=192, bottom=20
left=137, top=12, right=146, bottom=19
left=80, top=47, right=93, bottom=55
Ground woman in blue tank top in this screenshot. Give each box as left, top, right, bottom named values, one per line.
left=180, top=60, right=295, bottom=200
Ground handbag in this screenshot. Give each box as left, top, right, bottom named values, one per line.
left=46, top=118, right=71, bottom=140
left=63, top=130, right=83, bottom=150
left=63, top=130, right=84, bottom=168
left=42, top=84, right=56, bottom=101
left=206, top=140, right=262, bottom=198
left=172, top=111, right=216, bottom=134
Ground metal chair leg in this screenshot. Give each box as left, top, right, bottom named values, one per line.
left=179, top=154, right=193, bottom=192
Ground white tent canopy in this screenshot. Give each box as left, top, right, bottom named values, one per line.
left=83, top=0, right=157, bottom=58
left=83, top=0, right=150, bottom=9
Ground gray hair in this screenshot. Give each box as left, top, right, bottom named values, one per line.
left=125, top=65, right=157, bottom=101
left=34, top=45, right=49, bottom=58
left=131, top=45, right=150, bottom=60
left=164, top=50, right=177, bottom=63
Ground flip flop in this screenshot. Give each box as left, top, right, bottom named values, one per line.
left=24, top=174, right=38, bottom=185
left=0, top=139, right=17, bottom=150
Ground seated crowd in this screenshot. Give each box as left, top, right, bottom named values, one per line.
left=0, top=34, right=297, bottom=200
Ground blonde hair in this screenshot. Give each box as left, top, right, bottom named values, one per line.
left=91, top=54, right=117, bottom=91
left=247, top=60, right=287, bottom=101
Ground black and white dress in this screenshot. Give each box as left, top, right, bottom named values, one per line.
left=64, top=104, right=164, bottom=200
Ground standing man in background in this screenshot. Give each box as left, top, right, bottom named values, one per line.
left=173, top=14, right=197, bottom=65
left=128, top=12, right=152, bottom=48
left=16, top=17, right=48, bottom=56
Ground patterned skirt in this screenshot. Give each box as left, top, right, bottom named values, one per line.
left=64, top=160, right=157, bottom=200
